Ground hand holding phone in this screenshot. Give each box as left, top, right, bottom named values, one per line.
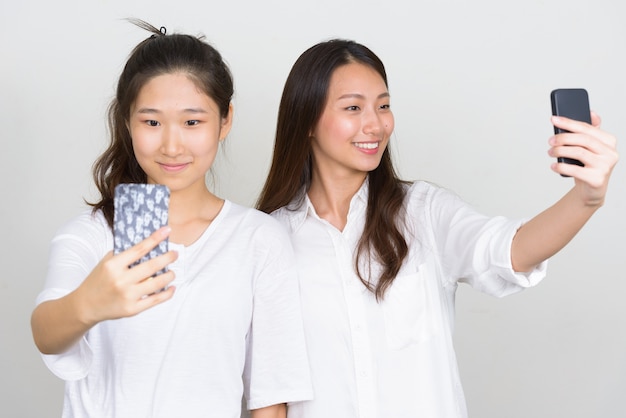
left=114, top=183, right=170, bottom=276
left=550, top=88, right=591, bottom=175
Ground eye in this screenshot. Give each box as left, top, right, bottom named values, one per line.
left=185, top=120, right=200, bottom=126
left=145, top=120, right=160, bottom=127
left=380, top=104, right=391, bottom=110
left=345, top=105, right=360, bottom=111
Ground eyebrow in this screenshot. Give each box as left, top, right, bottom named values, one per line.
left=337, top=92, right=390, bottom=100
left=135, top=107, right=209, bottom=114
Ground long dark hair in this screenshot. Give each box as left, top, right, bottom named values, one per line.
left=89, top=19, right=234, bottom=228
left=256, top=39, right=410, bottom=300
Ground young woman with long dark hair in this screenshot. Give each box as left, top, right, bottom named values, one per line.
left=257, top=39, right=618, bottom=418
left=31, top=21, right=311, bottom=418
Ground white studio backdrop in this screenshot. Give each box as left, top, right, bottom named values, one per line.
left=1, top=0, right=625, bottom=417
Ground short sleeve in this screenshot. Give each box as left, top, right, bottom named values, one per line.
left=35, top=210, right=111, bottom=380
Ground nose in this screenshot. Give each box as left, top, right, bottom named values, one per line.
left=363, top=109, right=385, bottom=136
left=160, top=125, right=183, bottom=157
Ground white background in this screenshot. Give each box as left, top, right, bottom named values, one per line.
left=1, top=0, right=625, bottom=417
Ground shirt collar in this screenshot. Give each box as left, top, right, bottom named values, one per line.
left=285, top=178, right=370, bottom=232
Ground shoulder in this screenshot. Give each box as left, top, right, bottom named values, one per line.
left=51, top=208, right=111, bottom=249
left=54, top=208, right=109, bottom=236
left=221, top=203, right=296, bottom=270
left=40, top=209, right=111, bottom=300
left=224, top=201, right=281, bottom=225
left=405, top=180, right=465, bottom=209
left=223, top=201, right=291, bottom=240
left=266, top=197, right=308, bottom=235
left=401, top=181, right=478, bottom=236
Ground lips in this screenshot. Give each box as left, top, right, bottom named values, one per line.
left=159, top=162, right=189, bottom=172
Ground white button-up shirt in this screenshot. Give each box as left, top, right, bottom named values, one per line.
left=273, top=180, right=546, bottom=418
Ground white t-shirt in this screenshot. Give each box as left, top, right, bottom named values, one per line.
left=272, top=181, right=547, bottom=418
left=36, top=200, right=312, bottom=418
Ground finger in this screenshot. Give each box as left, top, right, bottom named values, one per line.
left=117, top=226, right=171, bottom=268
left=590, top=111, right=601, bottom=127
left=551, top=160, right=584, bottom=179
left=550, top=143, right=618, bottom=183
left=135, top=285, right=176, bottom=312
left=552, top=158, right=611, bottom=191
left=550, top=127, right=617, bottom=151
left=549, top=140, right=615, bottom=170
left=114, top=266, right=176, bottom=317
left=113, top=269, right=176, bottom=313
left=549, top=144, right=586, bottom=163
left=125, top=250, right=178, bottom=284
left=551, top=115, right=593, bottom=134
left=137, top=270, right=177, bottom=296
left=550, top=134, right=599, bottom=158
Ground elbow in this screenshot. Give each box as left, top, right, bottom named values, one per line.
left=510, top=232, right=542, bottom=273
left=30, top=312, right=49, bottom=354
left=30, top=309, right=60, bottom=355
left=511, top=260, right=537, bottom=274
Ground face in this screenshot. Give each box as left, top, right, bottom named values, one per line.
left=310, top=62, right=394, bottom=181
left=128, top=72, right=232, bottom=194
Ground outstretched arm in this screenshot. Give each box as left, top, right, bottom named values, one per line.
left=511, top=112, right=618, bottom=272
left=31, top=227, right=177, bottom=354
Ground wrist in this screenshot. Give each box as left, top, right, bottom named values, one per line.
left=69, top=286, right=100, bottom=330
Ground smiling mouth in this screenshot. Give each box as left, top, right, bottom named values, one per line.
left=354, top=142, right=379, bottom=150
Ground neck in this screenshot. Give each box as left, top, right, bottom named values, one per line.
left=308, top=169, right=366, bottom=231
left=167, top=184, right=224, bottom=245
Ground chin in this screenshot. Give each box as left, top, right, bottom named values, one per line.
left=360, top=160, right=384, bottom=173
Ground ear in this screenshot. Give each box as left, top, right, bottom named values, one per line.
left=219, top=103, right=234, bottom=142
left=308, top=124, right=317, bottom=139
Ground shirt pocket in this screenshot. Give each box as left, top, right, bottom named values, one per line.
left=382, top=267, right=437, bottom=350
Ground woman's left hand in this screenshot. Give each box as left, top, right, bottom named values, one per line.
left=549, top=111, right=619, bottom=207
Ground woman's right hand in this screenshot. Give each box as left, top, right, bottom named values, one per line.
left=75, top=226, right=178, bottom=326
left=31, top=227, right=178, bottom=355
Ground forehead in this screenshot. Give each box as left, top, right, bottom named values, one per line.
left=137, top=73, right=201, bottom=97
left=328, top=62, right=387, bottom=93
left=133, top=72, right=218, bottom=109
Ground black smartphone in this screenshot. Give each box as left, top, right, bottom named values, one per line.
left=550, top=88, right=591, bottom=171
left=113, top=183, right=170, bottom=276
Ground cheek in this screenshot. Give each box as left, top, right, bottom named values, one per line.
left=189, top=129, right=221, bottom=155
left=130, top=135, right=149, bottom=156
left=384, top=114, right=395, bottom=136
left=317, top=117, right=358, bottom=141
left=130, top=131, right=159, bottom=162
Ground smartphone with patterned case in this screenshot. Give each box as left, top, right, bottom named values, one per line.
left=113, top=183, right=170, bottom=276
